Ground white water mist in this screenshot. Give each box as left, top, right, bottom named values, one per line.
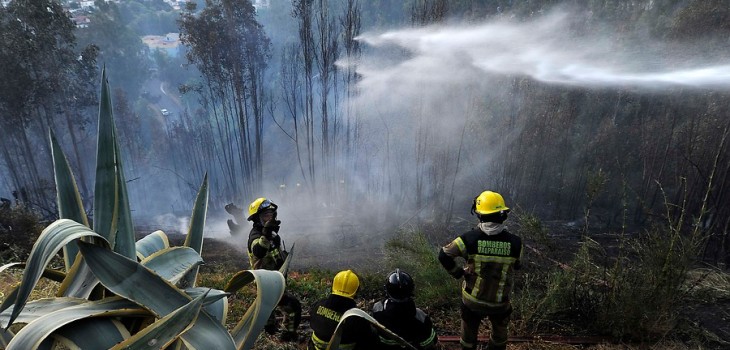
left=356, top=10, right=730, bottom=90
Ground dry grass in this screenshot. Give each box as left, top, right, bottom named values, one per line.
left=1, top=262, right=720, bottom=350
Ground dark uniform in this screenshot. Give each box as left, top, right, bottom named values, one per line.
left=309, top=270, right=374, bottom=349
left=228, top=198, right=302, bottom=341
left=372, top=298, right=437, bottom=349
left=440, top=225, right=522, bottom=350
left=247, top=222, right=301, bottom=338
left=247, top=223, right=287, bottom=270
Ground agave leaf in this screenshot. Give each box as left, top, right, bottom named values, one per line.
left=52, top=318, right=131, bottom=350
left=0, top=267, right=67, bottom=321
left=327, top=308, right=417, bottom=350
left=224, top=269, right=286, bottom=349
left=94, top=68, right=119, bottom=249
left=78, top=241, right=236, bottom=350
left=278, top=244, right=295, bottom=278
left=0, top=298, right=88, bottom=325
left=110, top=291, right=215, bottom=350
left=56, top=253, right=100, bottom=299
left=141, top=247, right=204, bottom=284
left=4, top=219, right=107, bottom=327
left=1, top=327, right=13, bottom=348
left=0, top=262, right=22, bottom=273
left=50, top=131, right=90, bottom=272
left=184, top=287, right=229, bottom=324
left=6, top=297, right=145, bottom=350
left=136, top=230, right=170, bottom=260
left=113, top=122, right=136, bottom=260
left=0, top=259, right=65, bottom=282
left=181, top=174, right=209, bottom=288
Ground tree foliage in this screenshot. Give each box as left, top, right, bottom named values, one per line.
left=0, top=0, right=98, bottom=215
left=178, top=0, right=271, bottom=202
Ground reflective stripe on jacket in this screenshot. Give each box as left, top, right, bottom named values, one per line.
left=441, top=228, right=522, bottom=306
left=247, top=226, right=283, bottom=270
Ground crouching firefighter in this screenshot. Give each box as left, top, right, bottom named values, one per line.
left=309, top=270, right=377, bottom=350
left=228, top=197, right=302, bottom=341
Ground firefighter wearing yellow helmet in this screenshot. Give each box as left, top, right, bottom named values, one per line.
left=438, top=190, right=523, bottom=350
left=308, top=270, right=377, bottom=350
left=225, top=197, right=302, bottom=341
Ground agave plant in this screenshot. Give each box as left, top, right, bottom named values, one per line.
left=0, top=69, right=287, bottom=349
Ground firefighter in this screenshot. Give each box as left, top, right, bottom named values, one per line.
left=309, top=270, right=377, bottom=350
left=372, top=269, right=437, bottom=350
left=227, top=197, right=302, bottom=341
left=438, top=190, right=523, bottom=350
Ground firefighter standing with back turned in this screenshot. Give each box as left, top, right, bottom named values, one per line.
left=438, top=190, right=523, bottom=350
left=225, top=197, right=302, bottom=342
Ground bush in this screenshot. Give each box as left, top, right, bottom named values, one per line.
left=382, top=229, right=461, bottom=308
left=520, top=226, right=703, bottom=341
left=0, top=204, right=45, bottom=264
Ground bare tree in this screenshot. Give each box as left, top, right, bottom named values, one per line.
left=293, top=0, right=317, bottom=192
left=179, top=0, right=270, bottom=203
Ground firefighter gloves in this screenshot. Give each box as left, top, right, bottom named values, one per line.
left=262, top=219, right=281, bottom=237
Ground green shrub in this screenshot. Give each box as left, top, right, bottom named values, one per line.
left=383, top=229, right=461, bottom=308
left=523, top=229, right=700, bottom=341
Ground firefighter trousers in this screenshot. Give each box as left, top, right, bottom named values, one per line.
left=265, top=292, right=302, bottom=334
left=460, top=301, right=512, bottom=350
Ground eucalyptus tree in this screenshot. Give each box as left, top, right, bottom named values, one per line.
left=314, top=0, right=340, bottom=196
left=0, top=0, right=98, bottom=213
left=179, top=0, right=271, bottom=202
left=76, top=0, right=149, bottom=99
left=340, top=0, right=361, bottom=180
left=292, top=0, right=317, bottom=191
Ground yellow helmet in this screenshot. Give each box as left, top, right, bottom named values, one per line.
left=332, top=270, right=359, bottom=299
left=472, top=190, right=509, bottom=215
left=247, top=197, right=278, bottom=221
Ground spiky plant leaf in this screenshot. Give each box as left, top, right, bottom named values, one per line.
left=0, top=264, right=68, bottom=320
left=50, top=131, right=90, bottom=271
left=0, top=262, right=22, bottom=273
left=327, top=308, right=417, bottom=350
left=5, top=297, right=145, bottom=350
left=182, top=173, right=208, bottom=288
left=2, top=219, right=107, bottom=327
left=140, top=247, right=204, bottom=284
left=0, top=298, right=88, bottom=325
left=78, top=241, right=236, bottom=350
left=279, top=244, right=295, bottom=278
left=52, top=318, right=131, bottom=349
left=184, top=287, right=229, bottom=324
left=224, top=269, right=286, bottom=349
left=56, top=254, right=100, bottom=299
left=109, top=292, right=214, bottom=350
left=0, top=328, right=13, bottom=348
left=93, top=68, right=121, bottom=251
left=112, top=121, right=136, bottom=259
left=135, top=230, right=170, bottom=260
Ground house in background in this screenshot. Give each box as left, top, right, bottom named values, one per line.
left=142, top=33, right=181, bottom=58
left=72, top=15, right=91, bottom=28
left=253, top=0, right=270, bottom=10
